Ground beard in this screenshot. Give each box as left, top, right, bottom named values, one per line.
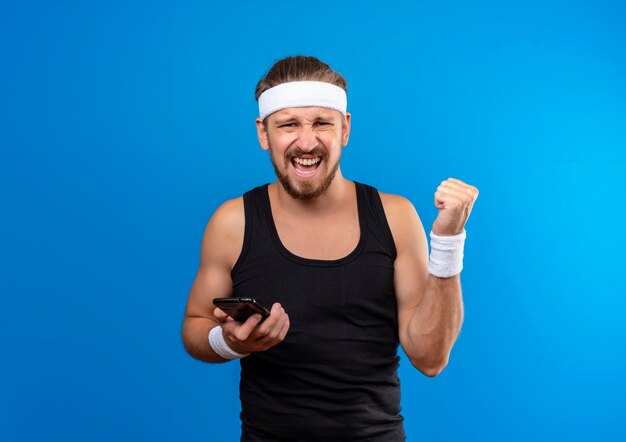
left=269, top=142, right=341, bottom=200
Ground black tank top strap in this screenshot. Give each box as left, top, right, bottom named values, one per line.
left=231, top=184, right=270, bottom=277
left=356, top=182, right=398, bottom=261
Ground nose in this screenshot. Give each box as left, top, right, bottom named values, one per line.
left=295, top=126, right=318, bottom=152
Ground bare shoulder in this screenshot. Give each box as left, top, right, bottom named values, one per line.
left=379, top=192, right=421, bottom=230
left=378, top=192, right=426, bottom=252
left=379, top=192, right=417, bottom=217
left=207, top=196, right=244, bottom=232
left=200, top=196, right=245, bottom=271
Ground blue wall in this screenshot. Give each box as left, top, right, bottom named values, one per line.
left=2, top=1, right=625, bottom=440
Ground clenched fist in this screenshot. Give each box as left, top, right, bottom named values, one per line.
left=432, top=178, right=479, bottom=236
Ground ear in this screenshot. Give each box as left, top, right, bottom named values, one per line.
left=341, top=112, right=351, bottom=147
left=256, top=118, right=269, bottom=151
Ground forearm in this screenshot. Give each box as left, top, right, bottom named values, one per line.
left=405, top=274, right=464, bottom=375
left=181, top=316, right=227, bottom=363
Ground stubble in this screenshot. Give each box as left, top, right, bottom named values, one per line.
left=269, top=143, right=341, bottom=200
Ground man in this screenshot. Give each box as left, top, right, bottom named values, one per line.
left=181, top=55, right=479, bottom=441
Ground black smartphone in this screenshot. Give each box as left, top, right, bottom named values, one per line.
left=212, top=297, right=271, bottom=323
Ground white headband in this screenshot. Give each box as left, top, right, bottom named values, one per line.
left=258, top=80, right=347, bottom=119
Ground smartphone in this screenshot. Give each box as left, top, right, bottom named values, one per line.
left=213, top=297, right=271, bottom=323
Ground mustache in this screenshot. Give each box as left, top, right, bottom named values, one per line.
left=286, top=146, right=327, bottom=160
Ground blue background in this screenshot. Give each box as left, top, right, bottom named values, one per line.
left=1, top=0, right=625, bottom=440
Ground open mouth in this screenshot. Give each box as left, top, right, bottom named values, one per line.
left=291, top=156, right=322, bottom=177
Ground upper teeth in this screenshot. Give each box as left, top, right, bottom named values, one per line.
left=294, top=157, right=321, bottom=166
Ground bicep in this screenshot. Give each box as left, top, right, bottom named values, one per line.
left=184, top=198, right=245, bottom=323
left=185, top=259, right=233, bottom=322
left=380, top=194, right=430, bottom=342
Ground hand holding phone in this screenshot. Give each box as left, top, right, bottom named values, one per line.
left=213, top=297, right=271, bottom=323
left=212, top=298, right=290, bottom=355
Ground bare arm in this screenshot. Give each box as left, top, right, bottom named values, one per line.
left=181, top=197, right=245, bottom=363
left=181, top=197, right=290, bottom=363
left=382, top=194, right=464, bottom=377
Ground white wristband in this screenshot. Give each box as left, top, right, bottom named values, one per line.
left=428, top=229, right=466, bottom=278
left=208, top=326, right=249, bottom=360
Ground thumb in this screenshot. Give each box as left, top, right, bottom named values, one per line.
left=435, top=192, right=447, bottom=210
left=214, top=307, right=232, bottom=323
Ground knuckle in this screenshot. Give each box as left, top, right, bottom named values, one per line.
left=234, top=327, right=250, bottom=341
left=268, top=329, right=280, bottom=340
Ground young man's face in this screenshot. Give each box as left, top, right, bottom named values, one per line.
left=256, top=107, right=351, bottom=200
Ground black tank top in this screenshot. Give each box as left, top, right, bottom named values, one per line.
left=232, top=182, right=405, bottom=441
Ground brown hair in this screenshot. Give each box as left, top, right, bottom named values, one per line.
left=255, top=55, right=348, bottom=101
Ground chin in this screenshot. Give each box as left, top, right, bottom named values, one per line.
left=280, top=178, right=327, bottom=200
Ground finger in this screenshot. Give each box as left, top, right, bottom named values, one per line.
left=434, top=190, right=463, bottom=208
left=277, top=313, right=290, bottom=341
left=254, top=303, right=284, bottom=339
left=446, top=177, right=467, bottom=186
left=257, top=311, right=290, bottom=348
left=441, top=179, right=479, bottom=198
left=259, top=322, right=281, bottom=343
left=258, top=308, right=288, bottom=343
left=233, top=313, right=263, bottom=341
left=214, top=307, right=232, bottom=323
left=439, top=182, right=475, bottom=199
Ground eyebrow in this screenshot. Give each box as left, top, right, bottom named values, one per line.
left=273, top=117, right=298, bottom=125
left=273, top=114, right=335, bottom=125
